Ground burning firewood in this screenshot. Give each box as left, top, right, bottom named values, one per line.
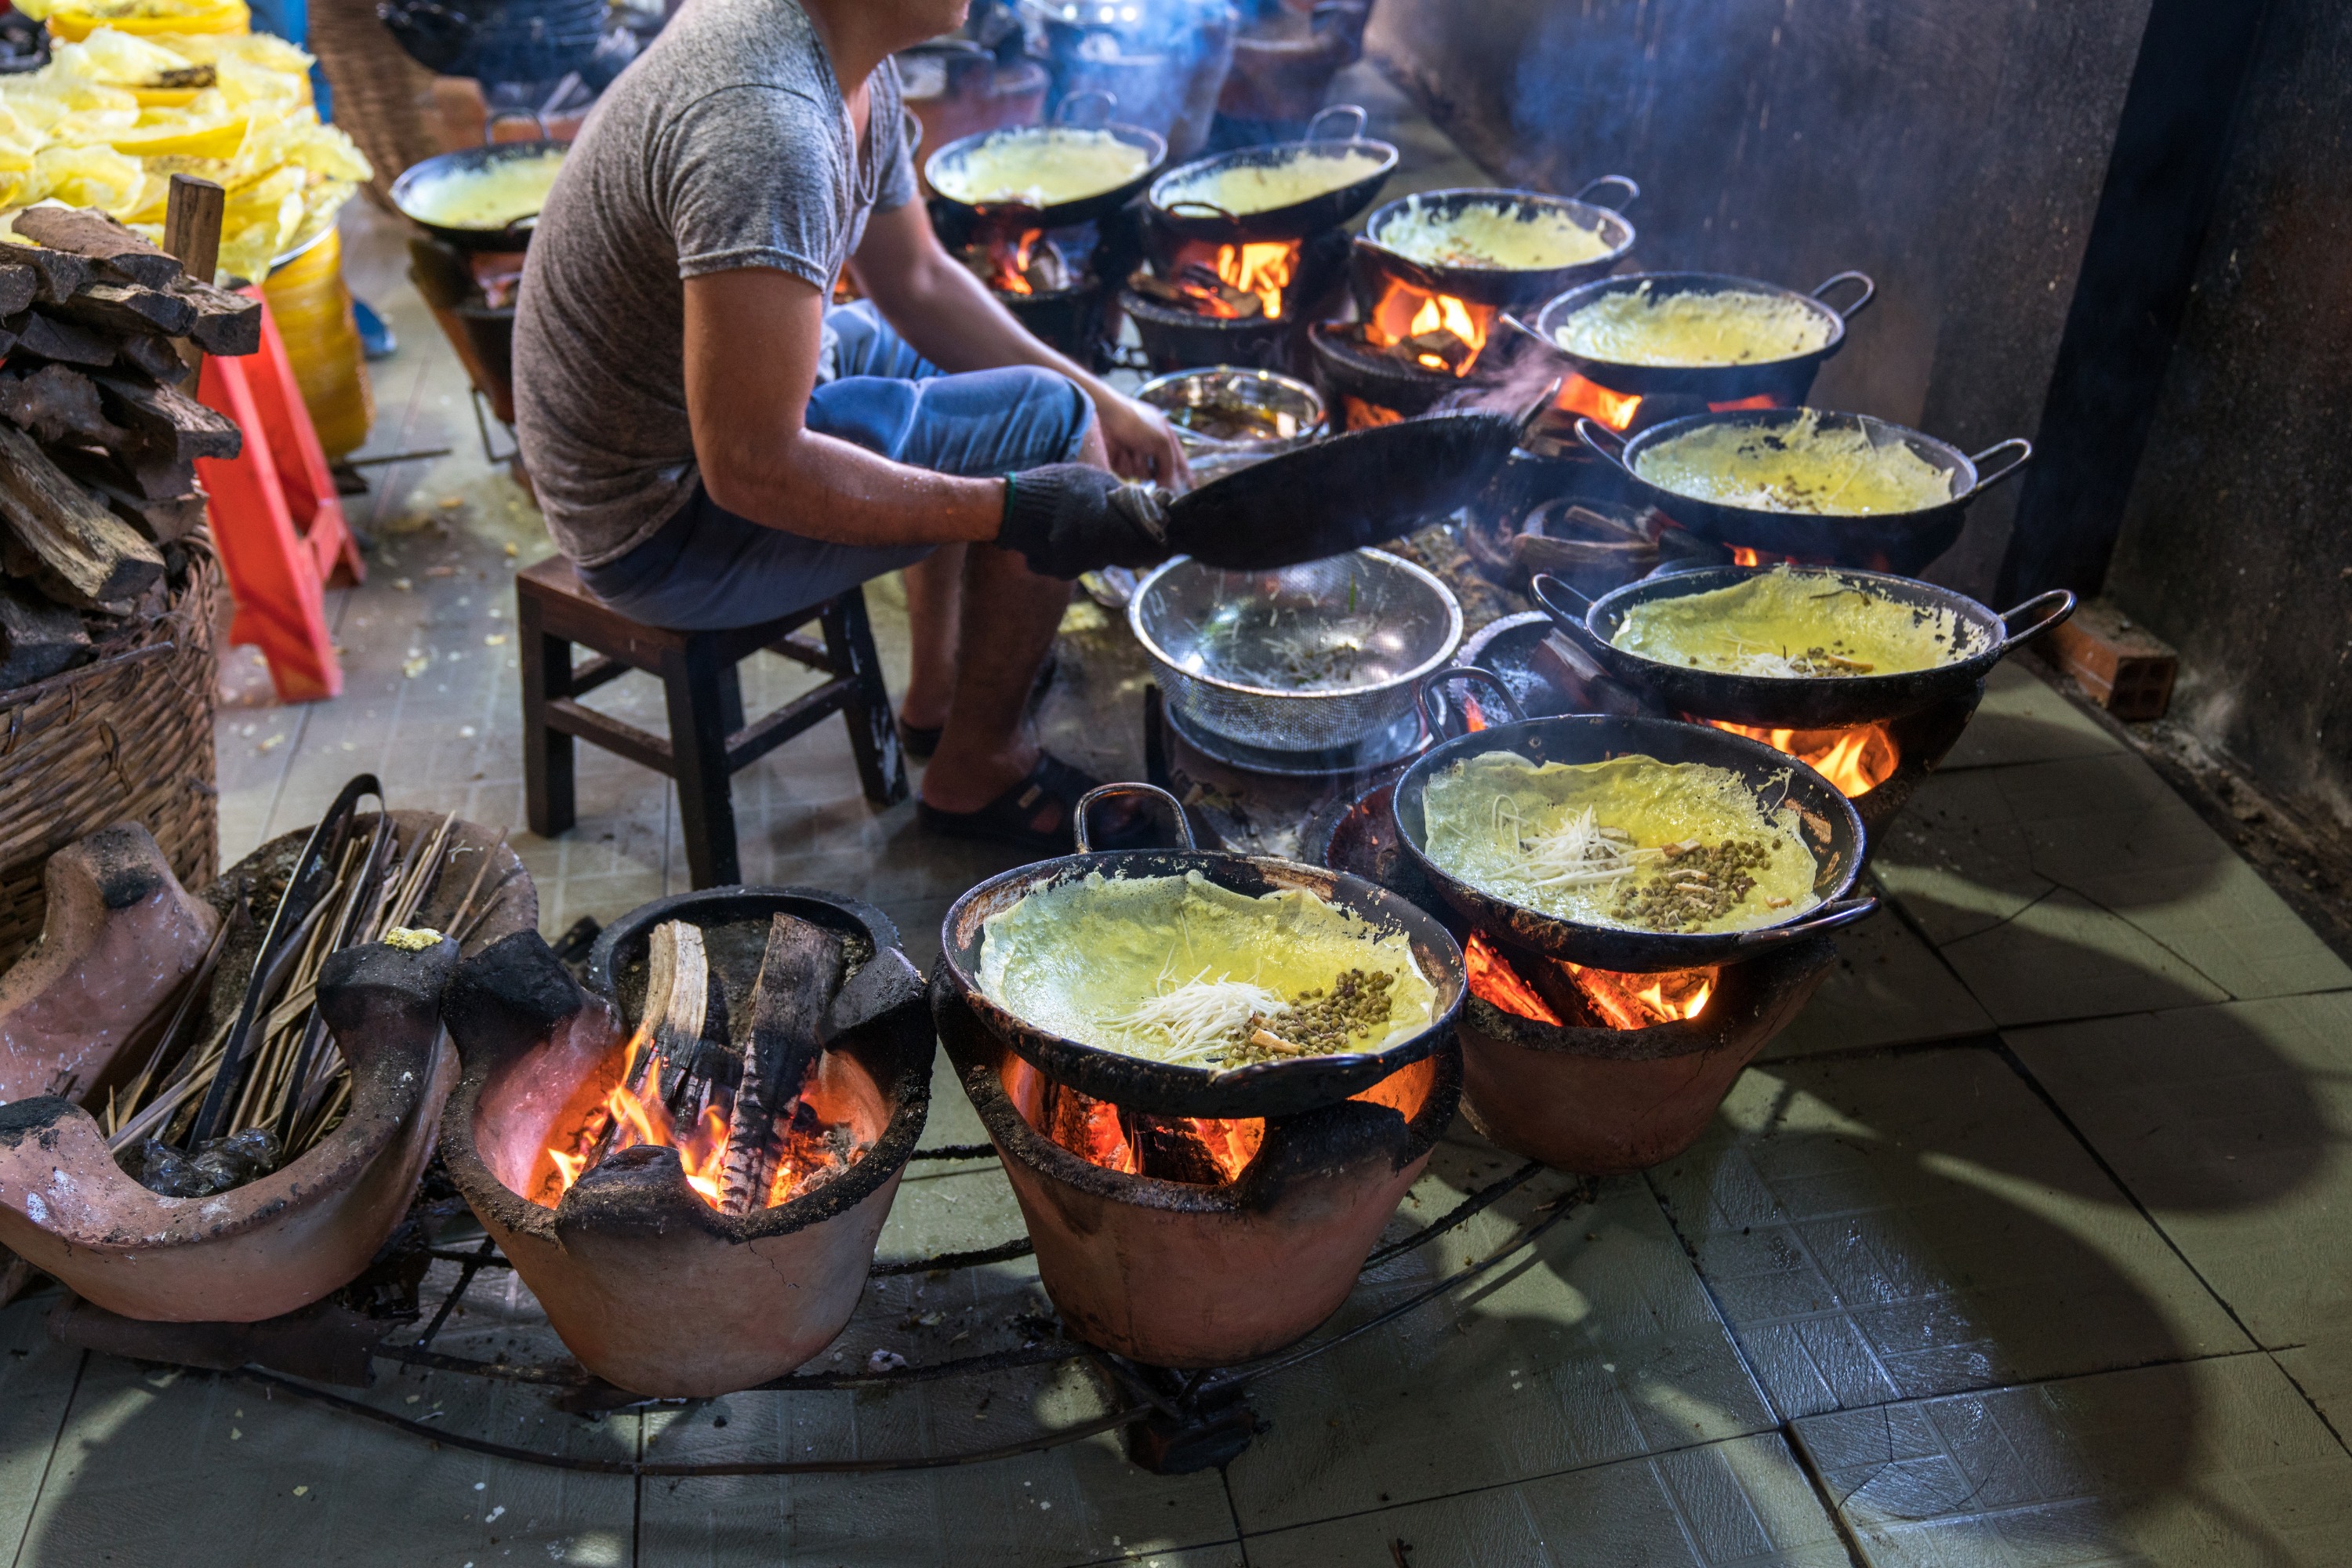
left=719, top=913, right=844, bottom=1215
left=620, top=919, right=731, bottom=1127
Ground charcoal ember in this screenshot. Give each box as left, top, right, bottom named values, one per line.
left=189, top=1127, right=283, bottom=1190
left=127, top=1138, right=209, bottom=1196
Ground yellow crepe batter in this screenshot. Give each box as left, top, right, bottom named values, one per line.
left=1377, top=198, right=1614, bottom=270
left=1612, top=566, right=1969, bottom=677
left=401, top=148, right=566, bottom=230
left=1553, top=282, right=1831, bottom=366
left=1160, top=148, right=1388, bottom=216
left=1633, top=412, right=1956, bottom=515
left=1421, top=753, right=1819, bottom=933
left=931, top=129, right=1152, bottom=208
left=978, top=871, right=1436, bottom=1067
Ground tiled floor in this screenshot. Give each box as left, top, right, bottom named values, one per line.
left=5, top=62, right=2352, bottom=1568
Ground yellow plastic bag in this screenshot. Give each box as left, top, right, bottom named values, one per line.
left=262, top=226, right=372, bottom=459
left=30, top=0, right=252, bottom=45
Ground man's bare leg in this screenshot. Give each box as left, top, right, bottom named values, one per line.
left=897, top=544, right=963, bottom=734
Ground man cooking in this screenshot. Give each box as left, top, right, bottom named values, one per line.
left=514, top=0, right=1185, bottom=851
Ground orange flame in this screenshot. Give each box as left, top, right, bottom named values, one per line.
left=1218, top=241, right=1297, bottom=318
left=1464, top=932, right=1563, bottom=1025
left=1558, top=961, right=1715, bottom=1029
left=1730, top=546, right=1765, bottom=568
left=1711, top=394, right=1780, bottom=413
left=1340, top=395, right=1407, bottom=430
left=1555, top=372, right=1643, bottom=432
left=1707, top=719, right=1901, bottom=797
left=1364, top=278, right=1494, bottom=376
left=986, top=227, right=1046, bottom=296
left=1046, top=1080, right=1265, bottom=1184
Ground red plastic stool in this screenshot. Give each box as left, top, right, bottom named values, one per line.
left=196, top=291, right=364, bottom=702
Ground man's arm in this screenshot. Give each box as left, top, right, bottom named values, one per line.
left=848, top=201, right=1189, bottom=486
left=680, top=267, right=1007, bottom=546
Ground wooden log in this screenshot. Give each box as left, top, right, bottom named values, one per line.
left=3, top=310, right=117, bottom=368
left=0, top=577, right=90, bottom=687
left=49, top=442, right=199, bottom=503
left=58, top=281, right=198, bottom=340
left=117, top=333, right=194, bottom=387
left=0, top=364, right=128, bottom=448
left=0, top=423, right=165, bottom=606
left=718, top=913, right=844, bottom=1215
left=587, top=919, right=730, bottom=1170
left=77, top=471, right=206, bottom=545
left=90, top=370, right=241, bottom=463
left=0, top=263, right=34, bottom=319
left=162, top=174, right=225, bottom=285
left=169, top=275, right=262, bottom=357
left=10, top=208, right=181, bottom=289
left=2, top=245, right=94, bottom=306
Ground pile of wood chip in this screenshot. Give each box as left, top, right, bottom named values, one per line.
left=0, top=204, right=258, bottom=690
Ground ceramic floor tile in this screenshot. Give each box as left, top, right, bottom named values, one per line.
left=1793, top=1354, right=2352, bottom=1567
left=2005, top=993, right=2352, bottom=1425
left=1762, top=906, right=1994, bottom=1059
left=1646, top=1048, right=2250, bottom=1422
left=1243, top=1433, right=1849, bottom=1568
left=0, top=1293, right=82, bottom=1563
left=1223, top=1144, right=1776, bottom=1535
left=1936, top=661, right=2122, bottom=771
left=1934, top=885, right=2230, bottom=1028
left=14, top=1323, right=639, bottom=1567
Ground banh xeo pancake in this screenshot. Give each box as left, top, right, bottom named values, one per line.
left=1633, top=412, right=1955, bottom=516
left=978, top=871, right=1437, bottom=1068
left=1421, top=753, right=1819, bottom=933
left=931, top=129, right=1152, bottom=207
left=402, top=148, right=566, bottom=229
left=1552, top=282, right=1831, bottom=366
left=1377, top=198, right=1613, bottom=270
left=1611, top=565, right=1967, bottom=678
left=1161, top=148, right=1387, bottom=216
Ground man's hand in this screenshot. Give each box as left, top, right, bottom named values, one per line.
left=997, top=463, right=1169, bottom=580
left=1094, top=394, right=1192, bottom=488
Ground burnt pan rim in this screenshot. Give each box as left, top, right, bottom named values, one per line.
left=938, top=848, right=1467, bottom=1112
left=1531, top=270, right=1853, bottom=373
left=1391, top=713, right=1867, bottom=962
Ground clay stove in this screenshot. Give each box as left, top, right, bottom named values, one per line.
left=1123, top=225, right=1352, bottom=376
left=437, top=889, right=934, bottom=1399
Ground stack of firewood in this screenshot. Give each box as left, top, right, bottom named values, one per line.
left=0, top=202, right=260, bottom=691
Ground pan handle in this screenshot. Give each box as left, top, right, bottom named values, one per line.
left=1963, top=437, right=2034, bottom=495
left=1308, top=103, right=1370, bottom=142
left=1994, top=589, right=2078, bottom=652
left=1165, top=199, right=1242, bottom=223
left=1512, top=376, right=1565, bottom=440
left=1575, top=417, right=1635, bottom=474
left=1570, top=174, right=1640, bottom=212
left=1415, top=666, right=1528, bottom=740
left=484, top=108, right=551, bottom=145
left=1055, top=88, right=1117, bottom=128
left=1527, top=572, right=1599, bottom=641
left=1733, top=894, right=1878, bottom=948
left=1809, top=270, right=1876, bottom=320
left=1075, top=782, right=1195, bottom=854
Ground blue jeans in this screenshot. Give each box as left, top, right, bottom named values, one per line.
left=580, top=302, right=1094, bottom=631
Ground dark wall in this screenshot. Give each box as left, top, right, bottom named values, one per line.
left=2103, top=0, right=2352, bottom=825
left=1363, top=0, right=2154, bottom=597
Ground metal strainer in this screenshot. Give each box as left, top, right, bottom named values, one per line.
left=1130, top=550, right=1464, bottom=756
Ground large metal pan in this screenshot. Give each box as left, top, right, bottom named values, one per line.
left=1165, top=390, right=1548, bottom=571
left=390, top=136, right=568, bottom=253
left=1354, top=179, right=1639, bottom=310
left=935, top=784, right=1465, bottom=1120
left=1148, top=103, right=1399, bottom=243
left=1577, top=409, right=2031, bottom=574
left=1392, top=671, right=1875, bottom=972
left=1523, top=270, right=1875, bottom=404
left=923, top=90, right=1167, bottom=230
left=1530, top=567, right=2074, bottom=728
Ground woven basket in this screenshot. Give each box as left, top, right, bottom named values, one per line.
left=0, top=542, right=223, bottom=971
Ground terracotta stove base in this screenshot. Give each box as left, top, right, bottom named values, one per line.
left=935, top=978, right=1461, bottom=1369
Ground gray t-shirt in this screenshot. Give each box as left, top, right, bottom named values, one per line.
left=513, top=0, right=918, bottom=568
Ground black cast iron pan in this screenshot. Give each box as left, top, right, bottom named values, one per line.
left=1523, top=270, right=1875, bottom=403
left=1354, top=178, right=1639, bottom=310
left=390, top=133, right=567, bottom=253
left=1164, top=387, right=1552, bottom=571
left=1392, top=670, right=1875, bottom=972
left=1148, top=104, right=1399, bottom=244
left=1530, top=566, right=2075, bottom=728
left=924, top=90, right=1168, bottom=231
left=1578, top=409, right=2031, bottom=575
left=934, top=784, right=1465, bottom=1120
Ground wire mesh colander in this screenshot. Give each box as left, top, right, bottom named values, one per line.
left=1130, top=550, right=1464, bottom=755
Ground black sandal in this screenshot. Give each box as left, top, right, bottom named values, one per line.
left=897, top=715, right=942, bottom=760
left=916, top=753, right=1156, bottom=854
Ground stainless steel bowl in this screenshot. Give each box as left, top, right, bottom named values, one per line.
left=1137, top=367, right=1325, bottom=482
left=1130, top=550, right=1463, bottom=756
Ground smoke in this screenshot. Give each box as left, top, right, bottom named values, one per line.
left=1023, top=0, right=1238, bottom=159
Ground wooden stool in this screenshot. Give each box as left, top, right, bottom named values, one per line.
left=517, top=557, right=906, bottom=887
